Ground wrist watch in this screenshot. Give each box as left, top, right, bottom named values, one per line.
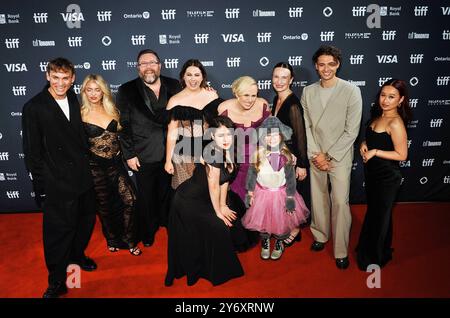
left=325, top=153, right=333, bottom=162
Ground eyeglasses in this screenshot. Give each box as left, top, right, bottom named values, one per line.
left=138, top=61, right=160, bottom=67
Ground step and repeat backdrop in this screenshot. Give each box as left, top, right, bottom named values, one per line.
left=0, top=0, right=449, bottom=212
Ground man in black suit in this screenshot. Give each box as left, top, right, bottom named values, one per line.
left=117, top=49, right=182, bottom=247
left=22, top=58, right=97, bottom=298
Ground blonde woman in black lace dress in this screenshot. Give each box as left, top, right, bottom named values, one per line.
left=80, top=74, right=141, bottom=256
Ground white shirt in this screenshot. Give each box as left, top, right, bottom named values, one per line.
left=55, top=97, right=70, bottom=121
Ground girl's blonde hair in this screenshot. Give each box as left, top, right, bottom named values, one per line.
left=252, top=135, right=293, bottom=172
left=231, top=76, right=257, bottom=97
left=80, top=74, right=121, bottom=130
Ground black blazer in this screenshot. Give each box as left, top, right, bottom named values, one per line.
left=116, top=76, right=182, bottom=163
left=22, top=87, right=93, bottom=201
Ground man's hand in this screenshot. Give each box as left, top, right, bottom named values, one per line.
left=127, top=157, right=141, bottom=171
left=312, top=152, right=332, bottom=171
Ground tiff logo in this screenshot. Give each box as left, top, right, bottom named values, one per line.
left=289, top=7, right=303, bottom=18
left=442, top=7, right=450, bottom=15
left=430, top=119, right=443, bottom=127
left=409, top=99, right=418, bottom=108
left=320, top=31, right=334, bottom=41
left=407, top=140, right=412, bottom=148
left=410, top=54, right=424, bottom=64
left=444, top=176, right=450, bottom=184
left=350, top=55, right=364, bottom=64
left=414, top=6, right=428, bottom=16
left=422, top=159, right=434, bottom=167
left=33, top=13, right=48, bottom=23
left=131, top=35, right=146, bottom=45
left=288, top=56, right=302, bottom=66
left=164, top=58, right=179, bottom=69
left=40, top=61, right=49, bottom=72
left=73, top=84, right=81, bottom=94
left=257, top=32, right=272, bottom=43
left=226, top=57, right=241, bottom=67
left=437, top=76, right=450, bottom=85
left=225, top=8, right=239, bottom=19
left=352, top=6, right=367, bottom=16
left=67, top=36, right=82, bottom=47
left=61, top=4, right=84, bottom=29
left=258, top=80, right=272, bottom=90
left=97, top=11, right=112, bottom=21
left=6, top=191, right=19, bottom=199
left=5, top=38, right=19, bottom=48
left=0, top=152, right=9, bottom=160
left=194, top=34, right=209, bottom=44
left=12, top=86, right=26, bottom=96
left=161, top=9, right=176, bottom=20
left=382, top=30, right=396, bottom=40
left=4, top=63, right=28, bottom=72
left=102, top=60, right=116, bottom=70
left=378, top=77, right=392, bottom=87
left=443, top=30, right=450, bottom=40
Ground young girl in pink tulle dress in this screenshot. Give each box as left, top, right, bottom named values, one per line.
left=242, top=116, right=309, bottom=260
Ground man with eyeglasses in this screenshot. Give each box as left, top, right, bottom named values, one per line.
left=117, top=49, right=182, bottom=247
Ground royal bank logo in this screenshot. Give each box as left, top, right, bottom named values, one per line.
left=0, top=13, right=20, bottom=24
left=33, top=13, right=48, bottom=23
left=161, top=9, right=176, bottom=20
left=225, top=8, right=239, bottom=19
left=131, top=35, right=146, bottom=46
left=379, top=6, right=401, bottom=16
left=97, top=11, right=112, bottom=21
left=4, top=63, right=28, bottom=72
left=377, top=55, right=398, bottom=63
left=352, top=6, right=367, bottom=16
left=378, top=77, right=392, bottom=87
left=6, top=191, right=20, bottom=199
left=61, top=4, right=84, bottom=29
left=414, top=6, right=428, bottom=16
left=350, top=55, right=364, bottom=64
left=289, top=7, right=303, bottom=17
left=187, top=10, right=214, bottom=18
left=0, top=172, right=17, bottom=181
left=0, top=14, right=4, bottom=24
left=253, top=9, right=275, bottom=17
left=410, top=54, right=424, bottom=64
left=288, top=56, right=302, bottom=66
left=443, top=30, right=450, bottom=40
left=159, top=34, right=181, bottom=45
left=0, top=152, right=9, bottom=161
left=194, top=34, right=209, bottom=44
left=320, top=31, right=334, bottom=41
left=257, top=32, right=272, bottom=42
left=32, top=39, right=56, bottom=47
left=382, top=31, right=396, bottom=40
left=222, top=33, right=245, bottom=43
left=226, top=57, right=241, bottom=68
left=164, top=58, right=179, bottom=69
left=430, top=119, right=443, bottom=127
left=409, top=99, right=418, bottom=108
left=408, top=32, right=430, bottom=39
left=437, top=76, right=450, bottom=85
left=12, top=86, right=26, bottom=96
left=5, top=38, right=20, bottom=49
left=68, top=36, right=82, bottom=47
left=345, top=32, right=371, bottom=40
left=0, top=173, right=4, bottom=181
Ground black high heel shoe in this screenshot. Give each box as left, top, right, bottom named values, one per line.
left=283, top=230, right=301, bottom=247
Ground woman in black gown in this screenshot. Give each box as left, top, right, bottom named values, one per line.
left=165, top=116, right=244, bottom=286
left=271, top=62, right=309, bottom=246
left=80, top=74, right=141, bottom=256
left=356, top=79, right=411, bottom=270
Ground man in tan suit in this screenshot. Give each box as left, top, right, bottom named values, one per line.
left=301, top=45, right=362, bottom=269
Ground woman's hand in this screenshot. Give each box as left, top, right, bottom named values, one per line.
left=360, top=141, right=368, bottom=157
left=164, top=161, right=174, bottom=175
left=296, top=167, right=307, bottom=180
left=362, top=149, right=377, bottom=163
left=220, top=205, right=237, bottom=223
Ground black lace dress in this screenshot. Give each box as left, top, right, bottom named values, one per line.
left=165, top=159, right=244, bottom=286
left=83, top=119, right=137, bottom=249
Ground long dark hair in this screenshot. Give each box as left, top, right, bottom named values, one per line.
left=179, top=59, right=207, bottom=88
left=369, top=79, right=412, bottom=125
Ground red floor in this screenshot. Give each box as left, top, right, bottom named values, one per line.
left=0, top=203, right=449, bottom=298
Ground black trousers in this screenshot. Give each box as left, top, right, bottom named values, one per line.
left=135, top=161, right=171, bottom=245
left=43, top=188, right=96, bottom=284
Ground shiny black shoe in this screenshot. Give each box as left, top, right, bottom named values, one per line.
left=43, top=281, right=68, bottom=298
left=335, top=257, right=350, bottom=270
left=70, top=256, right=97, bottom=271
left=310, top=241, right=325, bottom=252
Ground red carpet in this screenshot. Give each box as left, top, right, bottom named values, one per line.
left=0, top=203, right=449, bottom=298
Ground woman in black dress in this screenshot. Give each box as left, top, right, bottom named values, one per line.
left=165, top=116, right=244, bottom=286
left=356, top=79, right=411, bottom=270
left=80, top=74, right=141, bottom=256
left=271, top=62, right=309, bottom=246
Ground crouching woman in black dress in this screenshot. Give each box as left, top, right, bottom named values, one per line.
left=165, top=116, right=244, bottom=286
left=356, top=79, right=411, bottom=270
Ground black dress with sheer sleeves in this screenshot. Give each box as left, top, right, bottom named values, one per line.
left=83, top=119, right=138, bottom=250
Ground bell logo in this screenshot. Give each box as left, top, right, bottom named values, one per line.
left=377, top=55, right=398, bottom=63
left=4, top=63, right=28, bottom=72
left=222, top=34, right=245, bottom=43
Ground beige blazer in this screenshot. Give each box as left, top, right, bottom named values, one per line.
left=301, top=78, right=362, bottom=163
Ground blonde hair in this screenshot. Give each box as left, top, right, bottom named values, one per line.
left=231, top=76, right=257, bottom=97
left=252, top=137, right=293, bottom=172
left=80, top=74, right=121, bottom=130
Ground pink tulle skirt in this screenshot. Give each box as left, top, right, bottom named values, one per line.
left=242, top=183, right=310, bottom=237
